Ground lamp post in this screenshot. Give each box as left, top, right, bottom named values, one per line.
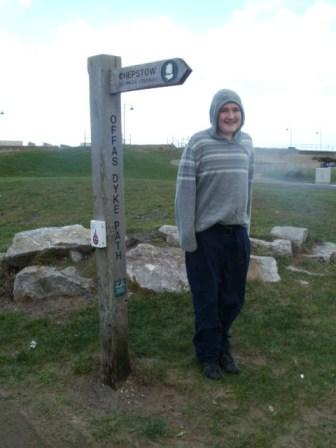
left=123, top=104, right=134, bottom=145
left=316, top=129, right=322, bottom=151
left=0, top=112, right=5, bottom=146
left=285, top=125, right=293, bottom=147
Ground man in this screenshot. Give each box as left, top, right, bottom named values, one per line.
left=175, top=89, right=254, bottom=380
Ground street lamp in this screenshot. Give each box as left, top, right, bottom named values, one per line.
left=316, top=129, right=322, bottom=151
left=285, top=125, right=293, bottom=147
left=123, top=104, right=134, bottom=145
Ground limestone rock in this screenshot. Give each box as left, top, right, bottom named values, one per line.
left=248, top=255, right=280, bottom=282
left=5, top=225, right=92, bottom=268
left=13, top=265, right=94, bottom=302
left=286, top=265, right=324, bottom=276
left=126, top=243, right=281, bottom=292
left=158, top=225, right=179, bottom=246
left=69, top=250, right=83, bottom=263
left=307, top=242, right=336, bottom=262
left=250, top=238, right=293, bottom=256
left=126, top=243, right=188, bottom=293
left=270, top=226, right=308, bottom=250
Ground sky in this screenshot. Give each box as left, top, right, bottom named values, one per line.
left=0, top=0, right=336, bottom=149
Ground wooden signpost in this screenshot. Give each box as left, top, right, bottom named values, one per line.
left=87, top=54, right=191, bottom=388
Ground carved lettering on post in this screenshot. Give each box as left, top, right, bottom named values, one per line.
left=88, top=55, right=130, bottom=389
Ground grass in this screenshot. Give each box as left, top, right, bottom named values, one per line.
left=91, top=414, right=169, bottom=443
left=0, top=147, right=336, bottom=447
left=0, top=307, right=99, bottom=380
left=260, top=166, right=336, bottom=184
left=250, top=183, right=336, bottom=242
left=0, top=147, right=179, bottom=251
left=1, top=148, right=335, bottom=250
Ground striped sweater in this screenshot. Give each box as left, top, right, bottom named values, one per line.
left=175, top=89, right=254, bottom=252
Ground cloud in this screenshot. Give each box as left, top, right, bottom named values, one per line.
left=0, top=1, right=336, bottom=148
left=194, top=0, right=336, bottom=147
left=19, top=0, right=36, bottom=8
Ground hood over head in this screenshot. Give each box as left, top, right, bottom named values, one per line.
left=209, top=89, right=245, bottom=138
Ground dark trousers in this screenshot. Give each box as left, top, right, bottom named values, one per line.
left=185, top=224, right=250, bottom=363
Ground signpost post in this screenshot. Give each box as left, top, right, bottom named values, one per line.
left=88, top=54, right=191, bottom=388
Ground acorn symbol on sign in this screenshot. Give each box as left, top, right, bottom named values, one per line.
left=93, top=229, right=99, bottom=245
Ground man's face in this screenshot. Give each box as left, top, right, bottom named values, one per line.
left=217, top=102, right=242, bottom=140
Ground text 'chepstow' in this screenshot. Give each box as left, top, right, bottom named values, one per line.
left=119, top=67, right=156, bottom=80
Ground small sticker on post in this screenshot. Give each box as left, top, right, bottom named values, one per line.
left=114, top=278, right=127, bottom=297
left=90, top=220, right=107, bottom=248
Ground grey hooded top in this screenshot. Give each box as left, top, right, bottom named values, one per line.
left=175, top=89, right=254, bottom=252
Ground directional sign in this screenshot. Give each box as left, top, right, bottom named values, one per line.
left=110, top=58, right=192, bottom=94
left=88, top=54, right=191, bottom=388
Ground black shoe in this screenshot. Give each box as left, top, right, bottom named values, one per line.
left=219, top=351, right=240, bottom=374
left=203, top=362, right=224, bottom=380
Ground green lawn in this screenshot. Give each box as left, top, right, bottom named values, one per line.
left=0, top=147, right=335, bottom=447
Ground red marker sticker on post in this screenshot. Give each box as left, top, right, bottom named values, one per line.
left=90, top=220, right=107, bottom=248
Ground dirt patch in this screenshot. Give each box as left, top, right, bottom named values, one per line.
left=2, top=371, right=209, bottom=448
left=272, top=399, right=336, bottom=448
left=67, top=373, right=187, bottom=418
left=0, top=294, right=203, bottom=446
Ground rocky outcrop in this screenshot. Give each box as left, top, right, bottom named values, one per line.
left=2, top=223, right=333, bottom=301
left=127, top=243, right=188, bottom=293
left=13, top=266, right=94, bottom=302
left=5, top=225, right=92, bottom=268
left=306, top=242, right=336, bottom=262
left=250, top=238, right=293, bottom=257
left=158, top=225, right=179, bottom=246
left=248, top=256, right=281, bottom=282
left=126, top=244, right=281, bottom=292
left=270, top=226, right=308, bottom=250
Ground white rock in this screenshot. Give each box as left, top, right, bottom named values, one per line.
left=127, top=245, right=281, bottom=291
left=158, top=224, right=178, bottom=236
left=248, top=255, right=281, bottom=282
left=126, top=243, right=188, bottom=293
left=270, top=226, right=308, bottom=250
left=5, top=225, right=92, bottom=267
left=13, top=265, right=94, bottom=302
left=250, top=238, right=293, bottom=256
left=158, top=225, right=179, bottom=246
left=307, top=242, right=336, bottom=262
left=286, top=265, right=324, bottom=276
